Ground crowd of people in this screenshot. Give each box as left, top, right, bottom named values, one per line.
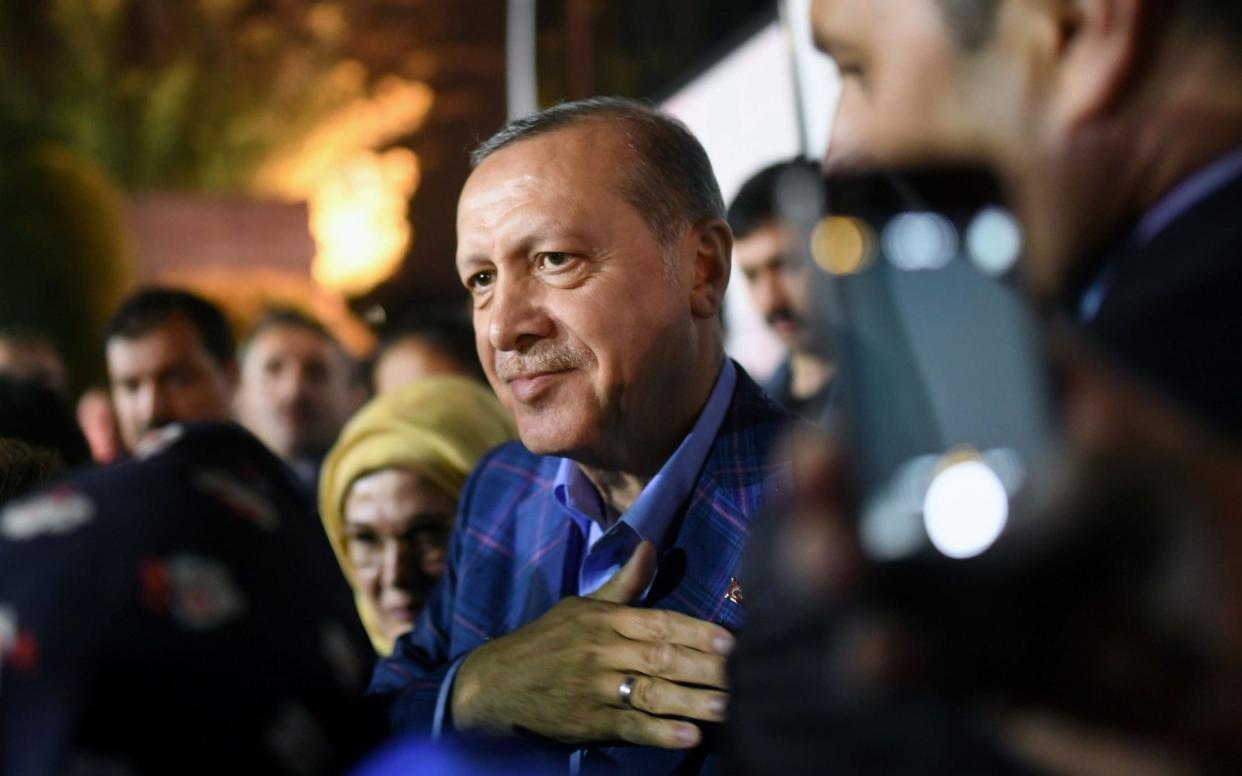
left=2, top=0, right=1242, bottom=773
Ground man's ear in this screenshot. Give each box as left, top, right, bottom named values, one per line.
left=688, top=218, right=732, bottom=320
left=1049, top=0, right=1145, bottom=129
left=224, top=359, right=241, bottom=406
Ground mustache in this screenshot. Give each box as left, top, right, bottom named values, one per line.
left=276, top=397, right=317, bottom=420
left=494, top=343, right=592, bottom=382
left=766, top=308, right=804, bottom=328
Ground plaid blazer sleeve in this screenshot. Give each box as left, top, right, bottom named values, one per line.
left=368, top=442, right=553, bottom=733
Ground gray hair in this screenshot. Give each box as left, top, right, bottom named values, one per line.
left=470, top=97, right=725, bottom=250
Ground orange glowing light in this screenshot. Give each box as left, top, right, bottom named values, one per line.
left=256, top=75, right=434, bottom=295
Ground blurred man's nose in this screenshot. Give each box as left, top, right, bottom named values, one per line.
left=823, top=94, right=872, bottom=173
left=271, top=364, right=309, bottom=405
left=754, top=271, right=790, bottom=316
left=139, top=381, right=171, bottom=428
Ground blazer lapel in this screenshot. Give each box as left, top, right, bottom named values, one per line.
left=509, top=472, right=577, bottom=631
left=649, top=369, right=789, bottom=632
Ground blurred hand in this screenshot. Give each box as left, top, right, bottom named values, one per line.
left=764, top=332, right=1242, bottom=763
left=450, top=541, right=735, bottom=748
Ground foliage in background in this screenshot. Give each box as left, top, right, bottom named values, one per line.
left=0, top=0, right=380, bottom=393
left=0, top=0, right=365, bottom=192
left=0, top=143, right=134, bottom=394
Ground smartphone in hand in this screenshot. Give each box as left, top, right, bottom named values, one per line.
left=794, top=168, right=1065, bottom=571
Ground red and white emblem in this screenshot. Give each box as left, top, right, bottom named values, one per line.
left=1, top=488, right=95, bottom=541
left=140, top=554, right=246, bottom=630
left=194, top=469, right=278, bottom=531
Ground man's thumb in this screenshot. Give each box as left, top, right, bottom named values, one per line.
left=589, top=540, right=657, bottom=604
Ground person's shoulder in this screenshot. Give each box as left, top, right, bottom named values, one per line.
left=729, top=362, right=801, bottom=434
left=700, top=363, right=800, bottom=491
left=461, top=440, right=559, bottom=508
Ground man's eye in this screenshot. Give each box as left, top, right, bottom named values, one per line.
left=836, top=62, right=866, bottom=81
left=466, top=271, right=494, bottom=291
left=168, top=366, right=198, bottom=386
left=537, top=252, right=574, bottom=270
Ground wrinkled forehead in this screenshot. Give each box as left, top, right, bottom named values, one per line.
left=809, top=0, right=874, bottom=52
left=106, top=316, right=203, bottom=366
left=457, top=124, right=635, bottom=242
left=246, top=324, right=338, bottom=363
left=811, top=0, right=955, bottom=53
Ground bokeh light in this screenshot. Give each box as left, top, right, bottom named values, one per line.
left=811, top=215, right=875, bottom=275
left=883, top=211, right=958, bottom=271
left=255, top=76, right=434, bottom=296
left=966, top=207, right=1023, bottom=276
left=923, top=458, right=1009, bottom=559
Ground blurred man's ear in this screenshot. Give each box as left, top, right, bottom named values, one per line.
left=688, top=218, right=732, bottom=321
left=1048, top=0, right=1145, bottom=129
left=223, top=358, right=240, bottom=396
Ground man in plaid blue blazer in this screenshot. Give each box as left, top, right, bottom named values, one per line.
left=369, top=97, right=795, bottom=773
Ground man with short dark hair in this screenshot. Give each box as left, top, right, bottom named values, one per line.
left=371, top=308, right=484, bottom=396
left=235, top=309, right=363, bottom=489
left=728, top=159, right=836, bottom=421
left=103, top=288, right=237, bottom=452
left=371, top=97, right=793, bottom=772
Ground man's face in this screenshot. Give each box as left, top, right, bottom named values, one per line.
left=456, top=123, right=703, bottom=466
left=235, top=324, right=358, bottom=461
left=106, top=314, right=236, bottom=451
left=811, top=0, right=1097, bottom=291
left=735, top=220, right=816, bottom=352
left=811, top=0, right=1012, bottom=172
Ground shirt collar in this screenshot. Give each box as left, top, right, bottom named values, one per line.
left=1136, top=145, right=1242, bottom=245
left=553, top=359, right=737, bottom=547
left=1079, top=145, right=1242, bottom=322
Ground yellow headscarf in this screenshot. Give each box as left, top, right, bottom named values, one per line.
left=319, top=375, right=515, bottom=655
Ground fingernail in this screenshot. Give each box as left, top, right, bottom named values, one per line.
left=713, top=634, right=735, bottom=656
left=676, top=724, right=701, bottom=746
left=709, top=694, right=728, bottom=719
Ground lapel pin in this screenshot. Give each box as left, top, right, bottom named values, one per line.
left=725, top=577, right=744, bottom=606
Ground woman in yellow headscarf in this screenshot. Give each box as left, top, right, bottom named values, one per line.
left=319, top=375, right=515, bottom=655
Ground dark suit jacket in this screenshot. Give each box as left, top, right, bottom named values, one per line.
left=370, top=365, right=792, bottom=774
left=0, top=423, right=380, bottom=776
left=1083, top=168, right=1242, bottom=439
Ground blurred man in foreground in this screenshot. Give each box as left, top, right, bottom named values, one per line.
left=816, top=0, right=1242, bottom=432
left=104, top=288, right=237, bottom=453
left=0, top=422, right=381, bottom=774
left=235, top=309, right=364, bottom=491
left=726, top=0, right=1242, bottom=772
left=371, top=97, right=793, bottom=773
left=728, top=159, right=837, bottom=421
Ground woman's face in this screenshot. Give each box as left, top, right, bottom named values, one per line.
left=342, top=467, right=457, bottom=643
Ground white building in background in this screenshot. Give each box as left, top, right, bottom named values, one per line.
left=663, top=0, right=840, bottom=380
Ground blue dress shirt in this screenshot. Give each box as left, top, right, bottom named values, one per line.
left=553, top=359, right=738, bottom=597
